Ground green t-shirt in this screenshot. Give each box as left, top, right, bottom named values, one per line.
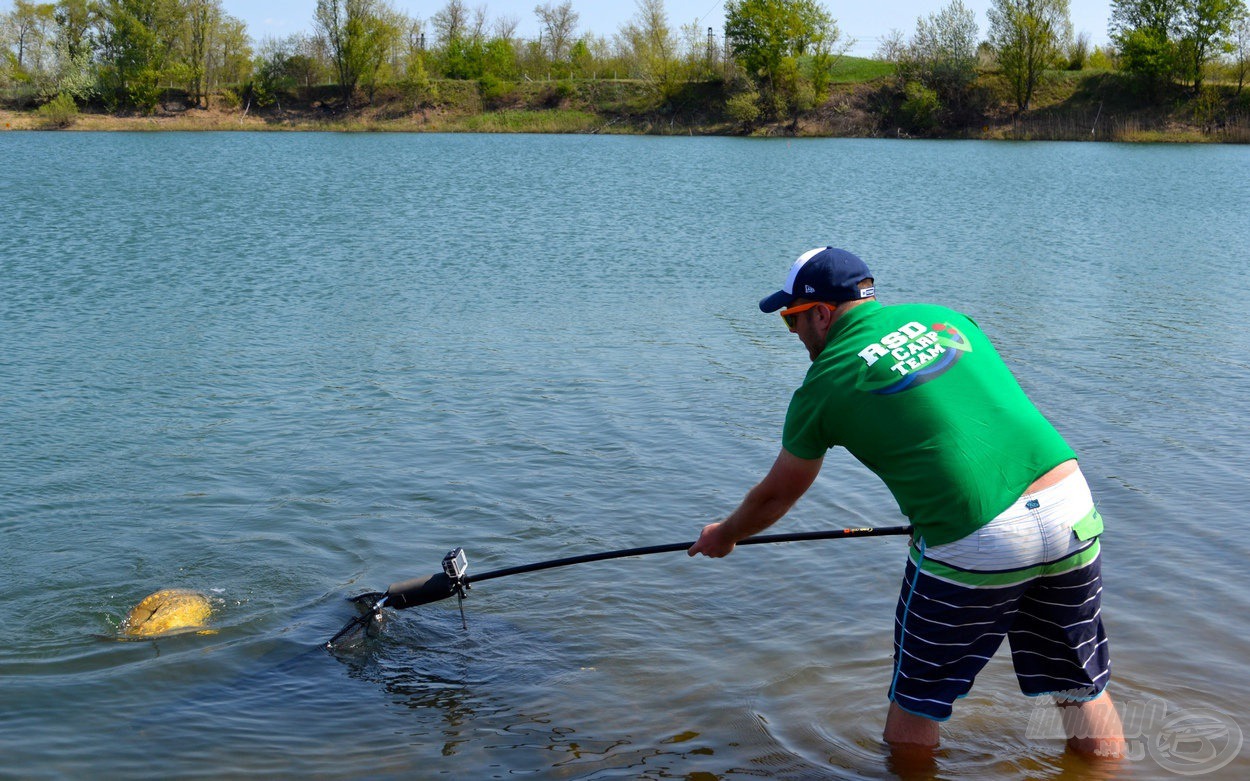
left=782, top=300, right=1075, bottom=547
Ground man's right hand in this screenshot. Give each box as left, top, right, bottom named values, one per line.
left=688, top=521, right=737, bottom=558
left=688, top=449, right=823, bottom=559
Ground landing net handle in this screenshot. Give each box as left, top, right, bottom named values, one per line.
left=382, top=525, right=914, bottom=611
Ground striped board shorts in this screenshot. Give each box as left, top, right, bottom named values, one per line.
left=888, top=467, right=1110, bottom=721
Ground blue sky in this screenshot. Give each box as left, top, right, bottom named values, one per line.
left=221, top=1, right=1115, bottom=57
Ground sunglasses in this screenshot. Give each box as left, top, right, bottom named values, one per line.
left=779, top=301, right=828, bottom=332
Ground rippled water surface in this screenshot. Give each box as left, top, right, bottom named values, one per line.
left=2, top=132, right=1248, bottom=779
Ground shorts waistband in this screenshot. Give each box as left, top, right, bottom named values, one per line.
left=914, top=466, right=1101, bottom=583
left=1019, top=465, right=1092, bottom=507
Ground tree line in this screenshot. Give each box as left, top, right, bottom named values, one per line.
left=2, top=0, right=1248, bottom=125
left=877, top=0, right=1245, bottom=127
left=0, top=0, right=726, bottom=111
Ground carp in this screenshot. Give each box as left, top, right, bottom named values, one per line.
left=120, top=589, right=213, bottom=638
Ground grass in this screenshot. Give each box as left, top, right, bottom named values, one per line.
left=793, top=54, right=896, bottom=84
left=827, top=55, right=896, bottom=84
left=446, top=109, right=601, bottom=133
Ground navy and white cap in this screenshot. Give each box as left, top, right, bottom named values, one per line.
left=759, top=247, right=875, bottom=313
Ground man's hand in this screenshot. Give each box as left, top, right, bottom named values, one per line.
left=688, top=521, right=737, bottom=558
left=688, top=448, right=824, bottom=560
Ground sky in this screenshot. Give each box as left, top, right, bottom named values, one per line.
left=220, top=1, right=1116, bottom=58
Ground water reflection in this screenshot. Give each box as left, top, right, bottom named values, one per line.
left=330, top=608, right=775, bottom=776
left=333, top=608, right=581, bottom=757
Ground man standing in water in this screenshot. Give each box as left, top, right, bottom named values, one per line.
left=688, top=247, right=1125, bottom=757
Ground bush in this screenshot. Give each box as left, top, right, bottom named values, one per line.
left=899, top=80, right=941, bottom=132
left=401, top=57, right=439, bottom=107
left=1118, top=29, right=1178, bottom=98
left=1067, top=33, right=1091, bottom=71
left=37, top=93, right=79, bottom=128
left=127, top=70, right=163, bottom=114
left=1087, top=46, right=1116, bottom=71
left=1191, top=86, right=1226, bottom=129
left=539, top=79, right=576, bottom=108
left=478, top=74, right=516, bottom=106
left=725, top=89, right=762, bottom=127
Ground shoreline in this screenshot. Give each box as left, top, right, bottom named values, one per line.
left=5, top=75, right=1246, bottom=144
left=1, top=107, right=1232, bottom=143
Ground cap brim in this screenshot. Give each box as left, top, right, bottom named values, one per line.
left=759, top=289, right=794, bottom=313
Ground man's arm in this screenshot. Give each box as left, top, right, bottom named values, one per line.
left=688, top=448, right=824, bottom=558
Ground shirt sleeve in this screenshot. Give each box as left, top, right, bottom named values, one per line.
left=781, top=381, right=837, bottom=460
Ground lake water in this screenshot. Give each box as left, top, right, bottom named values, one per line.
left=1, top=132, right=1248, bottom=780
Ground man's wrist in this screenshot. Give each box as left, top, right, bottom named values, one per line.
left=720, top=515, right=748, bottom=545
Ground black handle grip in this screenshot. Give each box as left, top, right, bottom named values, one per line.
left=386, top=572, right=456, bottom=610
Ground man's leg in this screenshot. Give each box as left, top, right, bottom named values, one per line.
left=883, top=702, right=941, bottom=775
left=884, top=701, right=940, bottom=746
left=1008, top=538, right=1123, bottom=758
left=887, top=554, right=1017, bottom=747
left=1058, top=691, right=1127, bottom=758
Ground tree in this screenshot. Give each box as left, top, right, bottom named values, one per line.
left=179, top=0, right=222, bottom=107
left=617, top=0, right=679, bottom=97
left=482, top=35, right=518, bottom=79
left=1111, top=0, right=1245, bottom=92
left=534, top=1, right=579, bottom=62
left=905, top=0, right=980, bottom=106
left=285, top=33, right=328, bottom=87
left=723, top=0, right=839, bottom=119
left=210, top=12, right=251, bottom=89
left=254, top=35, right=298, bottom=106
left=805, top=6, right=843, bottom=98
left=876, top=1, right=980, bottom=133
left=1175, top=0, right=1246, bottom=90
left=359, top=3, right=403, bottom=99
left=568, top=36, right=592, bottom=75
left=53, top=0, right=94, bottom=62
left=431, top=0, right=497, bottom=79
left=97, top=0, right=183, bottom=110
left=1111, top=0, right=1182, bottom=94
left=6, top=1, right=30, bottom=71
left=315, top=0, right=400, bottom=104
left=1065, top=30, right=1091, bottom=68
left=1233, top=12, right=1249, bottom=94
left=51, top=0, right=97, bottom=99
left=874, top=28, right=908, bottom=62
left=430, top=0, right=469, bottom=49
left=989, top=0, right=1073, bottom=112
left=468, top=4, right=488, bottom=42
left=4, top=0, right=57, bottom=95
left=493, top=15, right=519, bottom=42
left=679, top=18, right=721, bottom=80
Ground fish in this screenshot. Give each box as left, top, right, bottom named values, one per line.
left=119, top=589, right=214, bottom=638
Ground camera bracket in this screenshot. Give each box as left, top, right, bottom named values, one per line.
left=442, top=547, right=470, bottom=628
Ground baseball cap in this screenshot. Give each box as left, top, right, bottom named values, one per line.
left=758, top=247, right=875, bottom=313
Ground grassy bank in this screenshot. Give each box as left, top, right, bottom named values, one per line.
left=4, top=61, right=1248, bottom=142
left=977, top=70, right=1250, bottom=143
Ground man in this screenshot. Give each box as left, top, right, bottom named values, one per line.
left=688, top=247, right=1125, bottom=756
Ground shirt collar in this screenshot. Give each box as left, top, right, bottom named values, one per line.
left=827, top=299, right=881, bottom=343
